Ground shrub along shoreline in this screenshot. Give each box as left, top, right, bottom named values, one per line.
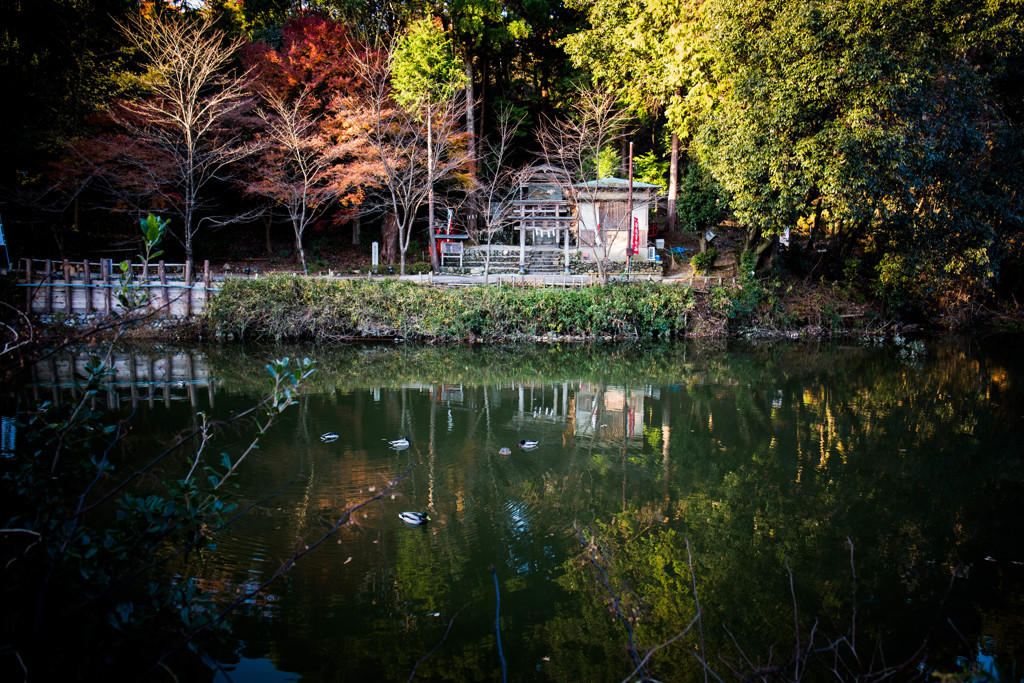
left=202, top=276, right=725, bottom=342
left=200, top=274, right=897, bottom=343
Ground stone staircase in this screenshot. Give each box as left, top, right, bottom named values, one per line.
left=457, top=247, right=521, bottom=274
left=525, top=250, right=564, bottom=273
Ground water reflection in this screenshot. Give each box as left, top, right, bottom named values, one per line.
left=22, top=338, right=1024, bottom=681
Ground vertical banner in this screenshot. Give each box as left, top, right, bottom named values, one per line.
left=371, top=241, right=379, bottom=266
left=446, top=208, right=453, bottom=234
left=631, top=216, right=640, bottom=256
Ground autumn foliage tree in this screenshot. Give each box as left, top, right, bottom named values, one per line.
left=344, top=21, right=472, bottom=275
left=242, top=15, right=383, bottom=273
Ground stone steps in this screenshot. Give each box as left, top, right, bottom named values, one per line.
left=451, top=247, right=570, bottom=274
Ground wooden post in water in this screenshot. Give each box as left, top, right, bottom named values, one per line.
left=184, top=261, right=193, bottom=317
left=163, top=352, right=172, bottom=408
left=49, top=356, right=60, bottom=407
left=63, top=259, right=71, bottom=315
left=83, top=260, right=92, bottom=315
left=186, top=355, right=196, bottom=407
left=128, top=356, right=138, bottom=408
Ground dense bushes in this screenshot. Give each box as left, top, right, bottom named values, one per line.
left=203, top=276, right=713, bottom=342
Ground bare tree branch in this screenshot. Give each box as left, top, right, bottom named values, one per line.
left=109, top=13, right=255, bottom=265
left=537, top=84, right=631, bottom=283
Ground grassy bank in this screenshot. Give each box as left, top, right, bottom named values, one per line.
left=202, top=277, right=728, bottom=342
left=200, top=266, right=908, bottom=343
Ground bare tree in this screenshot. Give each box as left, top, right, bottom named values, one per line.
left=538, top=85, right=631, bottom=283
left=345, top=47, right=471, bottom=276
left=473, top=107, right=528, bottom=283
left=112, top=12, right=256, bottom=266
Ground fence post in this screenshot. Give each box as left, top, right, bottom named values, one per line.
left=63, top=259, right=72, bottom=315
left=184, top=261, right=193, bottom=317
left=44, top=260, right=53, bottom=314
left=202, top=260, right=211, bottom=314
left=158, top=261, right=168, bottom=315
left=102, top=259, right=112, bottom=315
left=83, top=260, right=92, bottom=315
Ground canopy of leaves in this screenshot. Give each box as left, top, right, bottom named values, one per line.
left=391, top=18, right=466, bottom=113
left=561, top=0, right=700, bottom=121
left=242, top=14, right=373, bottom=113
left=686, top=0, right=1024, bottom=315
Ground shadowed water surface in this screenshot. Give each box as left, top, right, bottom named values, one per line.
left=24, top=338, right=1024, bottom=681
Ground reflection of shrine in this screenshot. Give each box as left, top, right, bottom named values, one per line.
left=513, top=382, right=572, bottom=425
left=575, top=384, right=645, bottom=441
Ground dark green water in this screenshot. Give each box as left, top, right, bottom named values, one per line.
left=25, top=338, right=1024, bottom=681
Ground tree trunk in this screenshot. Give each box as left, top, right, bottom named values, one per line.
left=427, top=104, right=438, bottom=273
left=668, top=133, right=679, bottom=232
left=465, top=54, right=478, bottom=234
left=265, top=213, right=273, bottom=255
left=294, top=218, right=307, bottom=274
left=746, top=225, right=776, bottom=269
left=383, top=213, right=399, bottom=264
left=479, top=59, right=488, bottom=134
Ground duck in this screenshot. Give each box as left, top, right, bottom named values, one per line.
left=499, top=447, right=512, bottom=456
left=518, top=439, right=539, bottom=449
left=399, top=511, right=429, bottom=525
left=385, top=436, right=410, bottom=449
left=321, top=432, right=339, bottom=442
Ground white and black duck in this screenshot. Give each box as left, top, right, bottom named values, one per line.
left=399, top=511, right=430, bottom=525
left=321, top=432, right=339, bottom=442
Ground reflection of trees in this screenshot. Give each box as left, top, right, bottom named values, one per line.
left=75, top=337, right=1024, bottom=680
left=539, top=340, right=1024, bottom=681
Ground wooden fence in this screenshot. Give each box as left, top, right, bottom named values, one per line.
left=20, top=258, right=217, bottom=317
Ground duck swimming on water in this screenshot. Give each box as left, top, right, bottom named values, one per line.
left=399, top=511, right=429, bottom=525
left=518, top=439, right=539, bottom=449
left=385, top=437, right=410, bottom=449
left=321, top=432, right=339, bottom=442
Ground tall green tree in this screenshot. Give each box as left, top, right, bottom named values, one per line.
left=687, top=0, right=1023, bottom=318
left=392, top=17, right=467, bottom=272
left=562, top=0, right=705, bottom=231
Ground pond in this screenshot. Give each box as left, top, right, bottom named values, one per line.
left=21, top=337, right=1024, bottom=681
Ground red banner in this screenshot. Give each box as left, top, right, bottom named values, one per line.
left=631, top=216, right=640, bottom=255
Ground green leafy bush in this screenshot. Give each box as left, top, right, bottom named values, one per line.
left=202, top=277, right=717, bottom=342
left=691, top=249, right=718, bottom=274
